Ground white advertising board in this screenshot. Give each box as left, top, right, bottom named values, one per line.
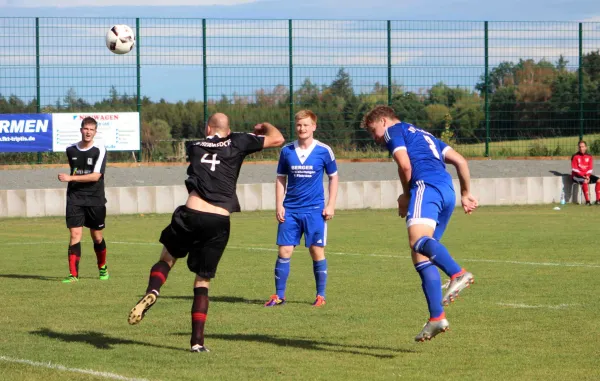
left=52, top=112, right=140, bottom=152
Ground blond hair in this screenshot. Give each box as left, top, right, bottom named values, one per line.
left=295, top=109, right=317, bottom=124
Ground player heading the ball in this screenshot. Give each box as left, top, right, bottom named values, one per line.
left=362, top=105, right=477, bottom=342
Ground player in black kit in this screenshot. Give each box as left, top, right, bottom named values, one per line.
left=57, top=116, right=109, bottom=283
left=128, top=113, right=285, bottom=352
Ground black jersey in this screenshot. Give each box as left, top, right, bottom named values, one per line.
left=66, top=142, right=107, bottom=207
left=185, top=132, right=264, bottom=213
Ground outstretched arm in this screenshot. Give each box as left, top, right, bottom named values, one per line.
left=254, top=122, right=285, bottom=148
left=444, top=149, right=478, bottom=214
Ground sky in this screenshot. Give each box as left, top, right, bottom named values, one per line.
left=1, top=0, right=599, bottom=104
left=1, top=0, right=599, bottom=21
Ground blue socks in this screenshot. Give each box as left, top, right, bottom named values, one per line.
left=274, top=257, right=328, bottom=299
left=415, top=261, right=444, bottom=319
left=313, top=259, right=328, bottom=298
left=274, top=256, right=291, bottom=299
left=413, top=236, right=462, bottom=277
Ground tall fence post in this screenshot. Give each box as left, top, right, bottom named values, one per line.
left=202, top=19, right=208, bottom=131
left=484, top=21, right=490, bottom=157
left=136, top=18, right=142, bottom=162
left=387, top=20, right=392, bottom=106
left=36, top=17, right=42, bottom=164
left=288, top=19, right=294, bottom=140
left=579, top=22, right=584, bottom=141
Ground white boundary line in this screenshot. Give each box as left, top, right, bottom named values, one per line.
left=1, top=240, right=600, bottom=269
left=0, top=355, right=150, bottom=381
left=497, top=303, right=578, bottom=310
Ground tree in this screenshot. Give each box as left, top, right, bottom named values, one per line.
left=475, top=61, right=516, bottom=95
left=109, top=86, right=119, bottom=105
left=556, top=55, right=569, bottom=72
left=392, top=92, right=426, bottom=125
left=255, top=85, right=289, bottom=107
left=142, top=119, right=172, bottom=161
left=489, top=86, right=517, bottom=139
left=424, top=104, right=450, bottom=132
left=64, top=88, right=78, bottom=110
left=329, top=68, right=353, bottom=101
left=295, top=78, right=319, bottom=106
left=451, top=95, right=484, bottom=141
left=514, top=59, right=556, bottom=103
left=583, top=50, right=600, bottom=83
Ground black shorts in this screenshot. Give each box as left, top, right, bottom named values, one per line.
left=159, top=205, right=231, bottom=279
left=66, top=204, right=106, bottom=230
left=573, top=174, right=600, bottom=184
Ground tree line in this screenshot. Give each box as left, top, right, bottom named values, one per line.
left=1, top=51, right=600, bottom=162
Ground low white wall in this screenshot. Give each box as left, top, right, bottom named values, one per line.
left=0, top=175, right=584, bottom=218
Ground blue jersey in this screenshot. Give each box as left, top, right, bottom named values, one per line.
left=277, top=140, right=338, bottom=211
left=384, top=122, right=453, bottom=187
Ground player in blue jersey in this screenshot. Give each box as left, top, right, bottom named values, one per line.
left=362, top=106, right=478, bottom=342
left=264, top=110, right=339, bottom=308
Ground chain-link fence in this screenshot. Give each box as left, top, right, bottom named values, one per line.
left=1, top=18, right=600, bottom=163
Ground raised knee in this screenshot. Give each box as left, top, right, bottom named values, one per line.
left=411, top=236, right=432, bottom=254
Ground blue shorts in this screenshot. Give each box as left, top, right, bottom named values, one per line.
left=406, top=180, right=455, bottom=241
left=276, top=209, right=327, bottom=248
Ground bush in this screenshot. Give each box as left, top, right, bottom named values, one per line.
left=439, top=113, right=457, bottom=146
left=528, top=143, right=550, bottom=156
left=440, top=126, right=457, bottom=147
left=552, top=145, right=563, bottom=156
left=495, top=147, right=516, bottom=157
left=589, top=139, right=600, bottom=155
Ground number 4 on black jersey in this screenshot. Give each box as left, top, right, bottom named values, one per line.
left=184, top=132, right=265, bottom=213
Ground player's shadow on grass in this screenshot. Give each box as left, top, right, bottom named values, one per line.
left=174, top=332, right=415, bottom=358
left=30, top=328, right=187, bottom=352
left=0, top=274, right=63, bottom=282
left=161, top=295, right=303, bottom=305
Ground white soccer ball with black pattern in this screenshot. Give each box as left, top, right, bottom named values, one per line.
left=105, top=24, right=135, bottom=55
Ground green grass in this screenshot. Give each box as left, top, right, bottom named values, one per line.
left=1, top=206, right=599, bottom=381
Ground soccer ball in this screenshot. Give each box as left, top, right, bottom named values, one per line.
left=105, top=25, right=135, bottom=55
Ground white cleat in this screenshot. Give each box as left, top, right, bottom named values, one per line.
left=190, top=344, right=210, bottom=353
left=415, top=319, right=450, bottom=342
left=442, top=271, right=474, bottom=306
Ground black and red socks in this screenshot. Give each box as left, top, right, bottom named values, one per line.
left=191, top=287, right=209, bottom=347
left=146, top=261, right=171, bottom=295
left=68, top=242, right=81, bottom=277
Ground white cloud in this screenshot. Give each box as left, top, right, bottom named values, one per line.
left=580, top=15, right=600, bottom=23
left=0, top=0, right=256, bottom=7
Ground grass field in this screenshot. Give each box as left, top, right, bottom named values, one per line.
left=1, top=206, right=599, bottom=381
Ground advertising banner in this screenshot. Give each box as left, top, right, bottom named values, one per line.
left=0, top=113, right=53, bottom=152
left=52, top=112, right=140, bottom=152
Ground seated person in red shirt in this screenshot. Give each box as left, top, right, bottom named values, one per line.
left=571, top=140, right=600, bottom=205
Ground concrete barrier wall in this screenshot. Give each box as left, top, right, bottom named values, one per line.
left=0, top=175, right=585, bottom=218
